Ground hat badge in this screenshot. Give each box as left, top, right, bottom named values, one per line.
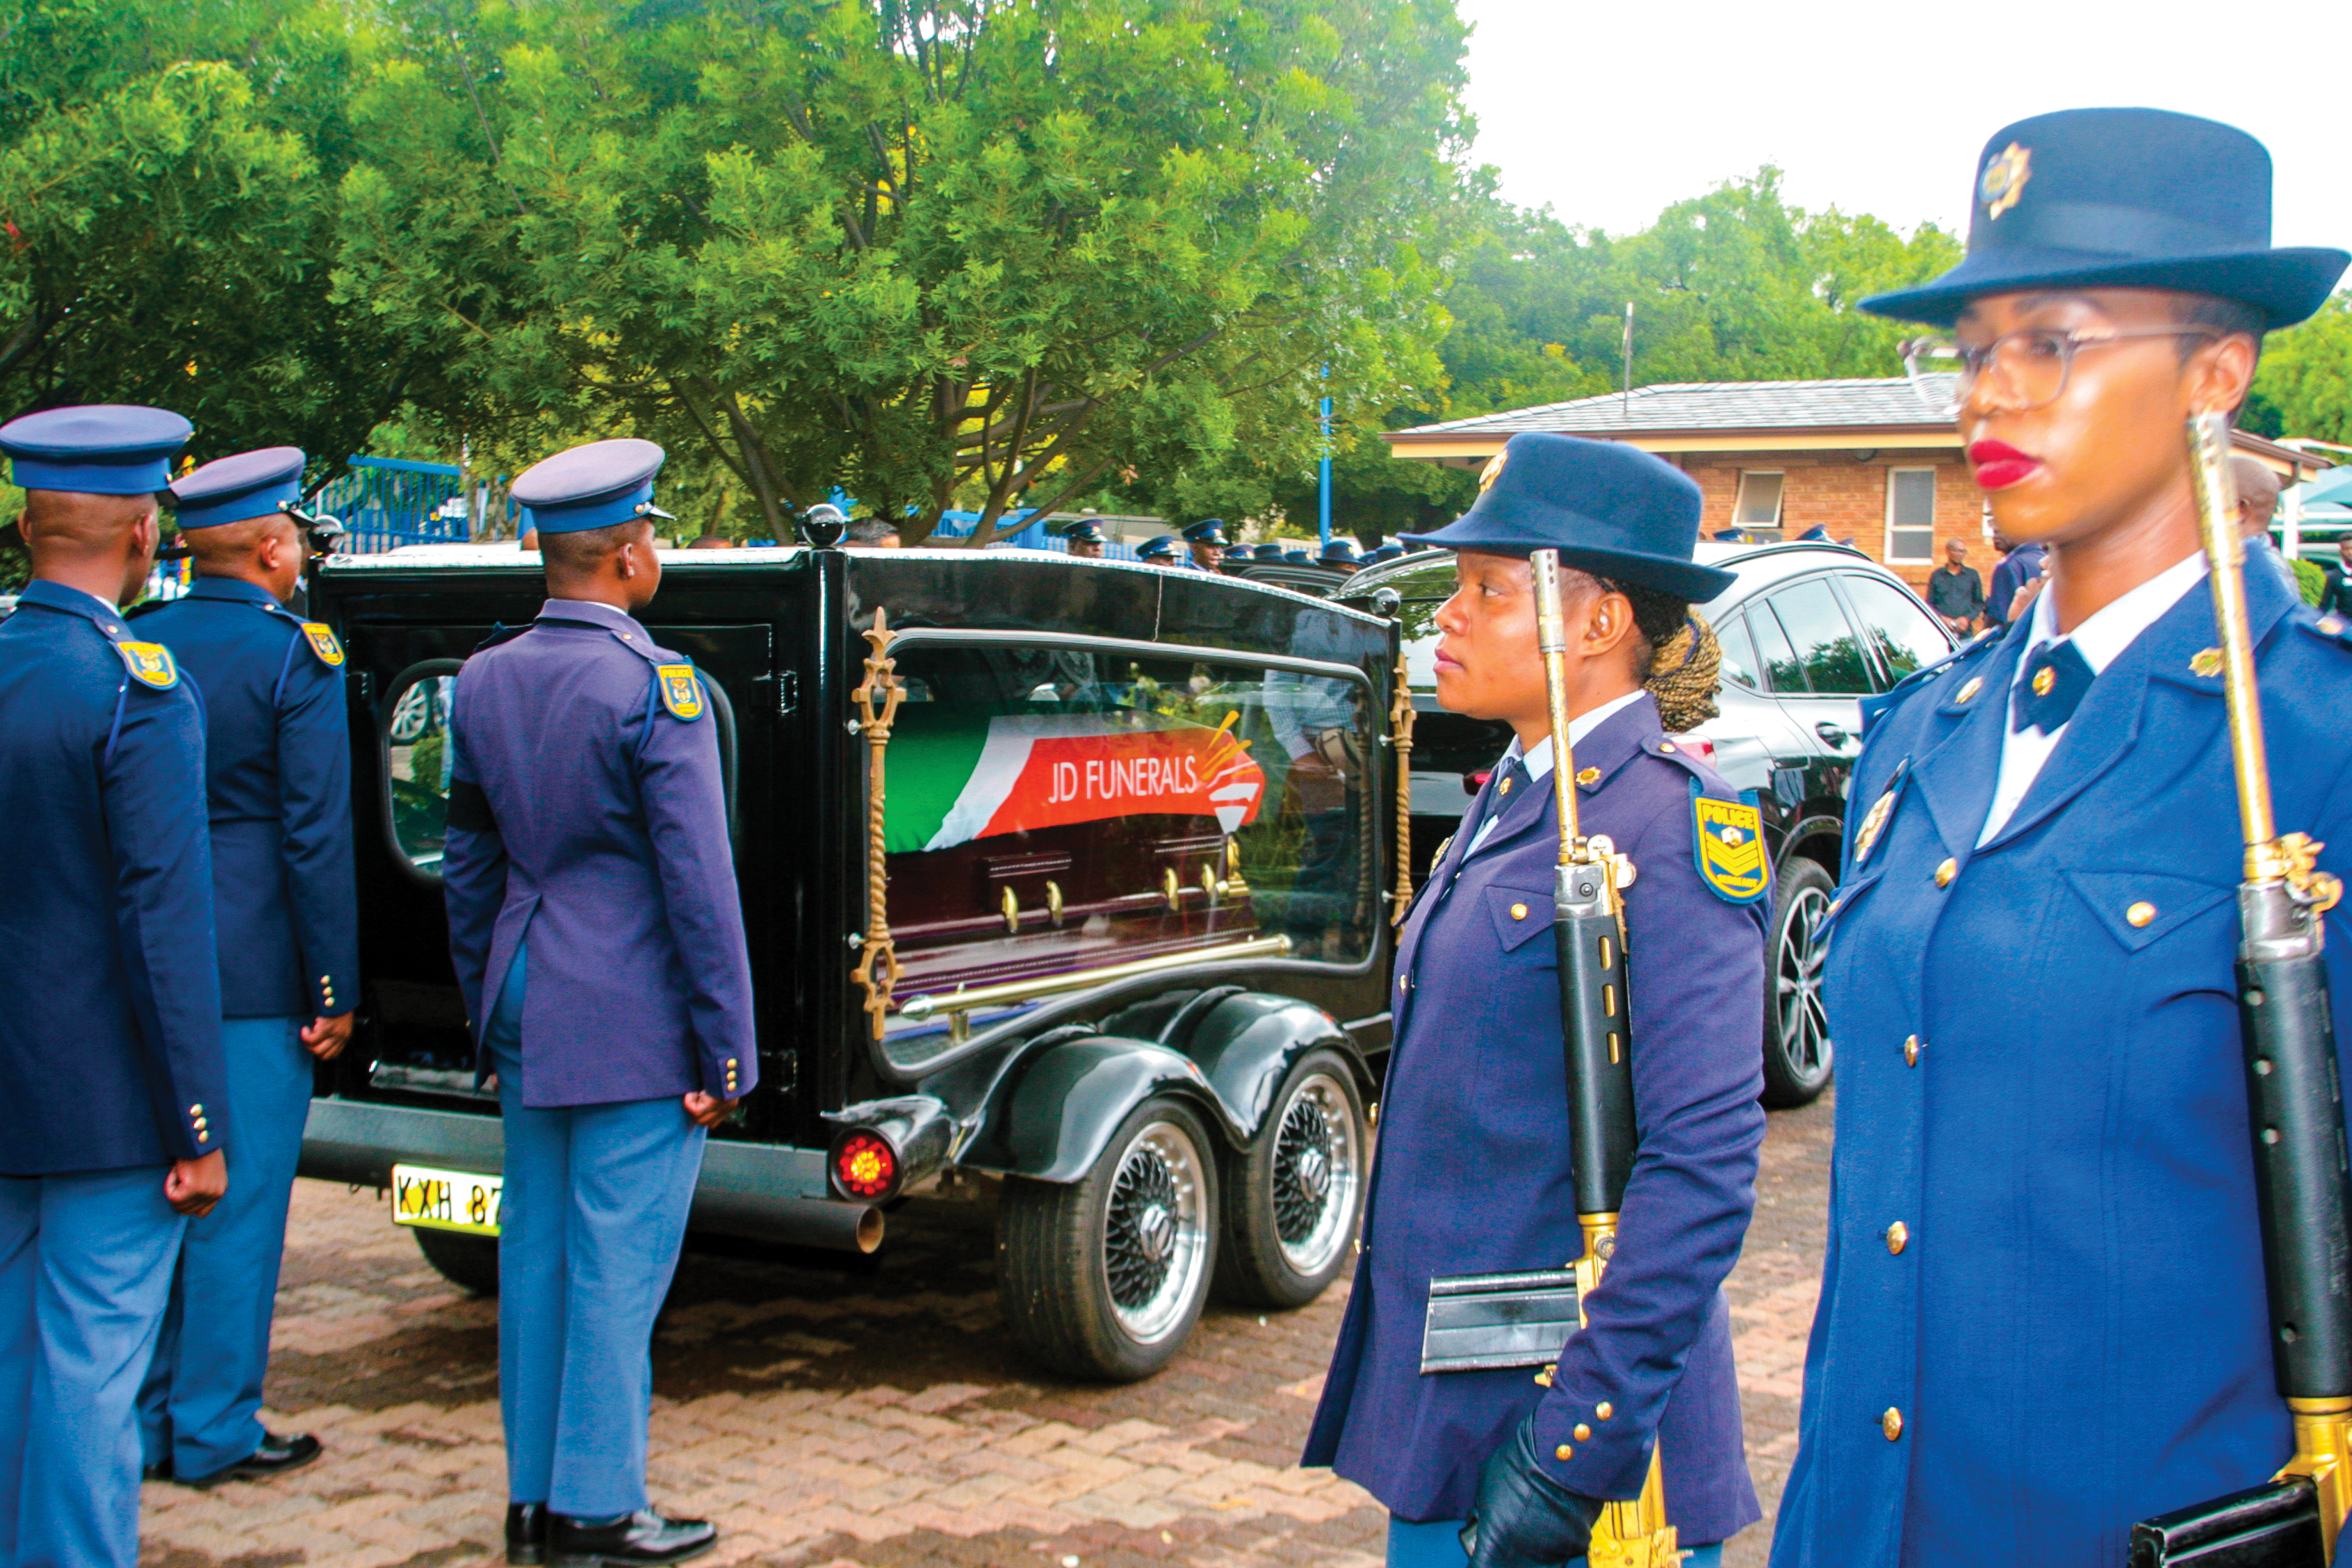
left=1478, top=450, right=1508, bottom=493
left=1979, top=142, right=2032, bottom=220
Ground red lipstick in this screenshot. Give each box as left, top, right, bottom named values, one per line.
left=1968, top=439, right=2041, bottom=491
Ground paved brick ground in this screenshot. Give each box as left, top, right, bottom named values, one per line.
left=138, top=1093, right=1829, bottom=1568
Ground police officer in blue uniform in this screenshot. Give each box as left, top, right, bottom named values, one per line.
left=1056, top=519, right=1107, bottom=560
left=1768, top=109, right=2352, bottom=1568
left=1305, top=432, right=1768, bottom=1566
left=1318, top=537, right=1361, bottom=569
left=0, top=405, right=230, bottom=1568
left=1180, top=518, right=1229, bottom=571
left=441, top=439, right=757, bottom=1568
left=133, top=447, right=357, bottom=1487
left=1136, top=532, right=1186, bottom=566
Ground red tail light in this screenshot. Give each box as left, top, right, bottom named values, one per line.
left=1463, top=768, right=1492, bottom=794
left=1672, top=735, right=1716, bottom=764
left=833, top=1132, right=897, bottom=1200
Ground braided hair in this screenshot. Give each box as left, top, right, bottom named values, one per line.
left=1592, top=573, right=1725, bottom=733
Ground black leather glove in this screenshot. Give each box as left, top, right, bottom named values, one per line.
left=1459, top=1415, right=1606, bottom=1568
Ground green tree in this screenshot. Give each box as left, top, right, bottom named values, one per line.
left=2248, top=293, right=2352, bottom=446
left=336, top=0, right=1469, bottom=546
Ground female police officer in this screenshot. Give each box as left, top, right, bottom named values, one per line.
left=1303, top=431, right=1768, bottom=1566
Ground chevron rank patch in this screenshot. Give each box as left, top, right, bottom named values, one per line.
left=114, top=640, right=179, bottom=690
left=301, top=623, right=345, bottom=667
left=656, top=662, right=705, bottom=721
left=1693, top=792, right=1767, bottom=904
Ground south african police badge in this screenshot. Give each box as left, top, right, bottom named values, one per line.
left=114, top=640, right=179, bottom=690
left=655, top=662, right=705, bottom=721
left=301, top=623, right=345, bottom=667
left=1692, top=793, right=1767, bottom=904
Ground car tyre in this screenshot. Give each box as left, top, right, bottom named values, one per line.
left=997, top=1096, right=1218, bottom=1382
left=1762, top=856, right=1836, bottom=1107
left=1215, top=1050, right=1366, bottom=1309
left=413, top=1226, right=500, bottom=1296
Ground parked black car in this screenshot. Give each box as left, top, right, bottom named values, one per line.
left=1334, top=541, right=1957, bottom=1107
left=302, top=544, right=1405, bottom=1382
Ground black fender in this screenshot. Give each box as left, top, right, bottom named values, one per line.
left=1157, top=990, right=1363, bottom=1142
left=958, top=1036, right=1243, bottom=1184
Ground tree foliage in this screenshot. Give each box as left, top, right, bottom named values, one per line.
left=2248, top=293, right=2352, bottom=448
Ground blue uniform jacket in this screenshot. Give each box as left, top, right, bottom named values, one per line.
left=138, top=578, right=358, bottom=1019
left=0, top=580, right=227, bottom=1173
left=1305, top=694, right=1767, bottom=1542
left=1770, top=563, right=2352, bottom=1568
left=441, top=598, right=757, bottom=1108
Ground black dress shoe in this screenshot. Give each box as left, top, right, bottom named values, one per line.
left=182, top=1431, right=323, bottom=1488
left=507, top=1502, right=550, bottom=1566
left=549, top=1508, right=717, bottom=1567
left=141, top=1459, right=174, bottom=1483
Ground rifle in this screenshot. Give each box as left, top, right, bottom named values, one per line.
left=2130, top=414, right=2352, bottom=1567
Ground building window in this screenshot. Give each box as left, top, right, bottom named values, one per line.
left=1886, top=468, right=1936, bottom=562
left=1733, top=471, right=1784, bottom=537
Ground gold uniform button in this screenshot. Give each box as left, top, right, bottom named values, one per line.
left=1883, top=1407, right=1904, bottom=1441
left=1595, top=1402, right=1613, bottom=1421
left=189, top=1104, right=203, bottom=1116
left=2322, top=615, right=2346, bottom=637
left=1555, top=1444, right=1574, bottom=1462
left=1886, top=1220, right=1909, bottom=1255
left=2127, top=901, right=2156, bottom=928
left=1510, top=903, right=1528, bottom=921
left=1955, top=676, right=1982, bottom=703
left=1576, top=767, right=1601, bottom=787
left=1934, top=858, right=1957, bottom=888
left=1658, top=742, right=1676, bottom=753
left=2032, top=666, right=2056, bottom=697
left=1573, top=1423, right=1592, bottom=1442
left=197, top=1131, right=209, bottom=1143
left=1904, top=1035, right=1921, bottom=1068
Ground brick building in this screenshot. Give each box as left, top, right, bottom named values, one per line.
left=1382, top=378, right=2322, bottom=598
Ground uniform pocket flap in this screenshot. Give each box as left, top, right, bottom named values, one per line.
left=2061, top=869, right=2234, bottom=953
left=1817, top=867, right=1884, bottom=947
left=1485, top=886, right=1554, bottom=952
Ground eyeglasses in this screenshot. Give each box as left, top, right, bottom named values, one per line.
left=1900, top=327, right=2221, bottom=417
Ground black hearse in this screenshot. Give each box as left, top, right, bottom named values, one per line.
left=302, top=544, right=1404, bottom=1381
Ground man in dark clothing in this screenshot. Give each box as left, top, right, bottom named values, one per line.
left=2321, top=537, right=2352, bottom=617
left=1925, top=539, right=1986, bottom=635
left=1985, top=537, right=2048, bottom=624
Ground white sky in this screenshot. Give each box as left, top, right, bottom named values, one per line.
left=1456, top=0, right=2348, bottom=251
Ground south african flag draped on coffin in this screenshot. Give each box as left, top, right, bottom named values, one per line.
left=884, top=710, right=1266, bottom=854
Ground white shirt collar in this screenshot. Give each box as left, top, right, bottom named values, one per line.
left=2018, top=548, right=2208, bottom=679
left=1501, top=689, right=1647, bottom=782
left=539, top=596, right=644, bottom=632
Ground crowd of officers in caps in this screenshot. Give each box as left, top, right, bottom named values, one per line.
left=8, top=96, right=2352, bottom=1568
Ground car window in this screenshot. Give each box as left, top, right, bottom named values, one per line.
left=1765, top=578, right=1875, bottom=694
left=1840, top=573, right=1952, bottom=684
left=1715, top=607, right=1763, bottom=690
left=1747, top=601, right=1809, bottom=694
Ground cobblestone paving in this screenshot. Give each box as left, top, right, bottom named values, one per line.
left=139, top=1093, right=1829, bottom=1568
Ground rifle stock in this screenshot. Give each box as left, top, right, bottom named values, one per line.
left=2132, top=414, right=2352, bottom=1566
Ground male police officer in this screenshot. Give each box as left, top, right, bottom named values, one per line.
left=1180, top=518, right=1229, bottom=571
left=0, top=405, right=230, bottom=1568
left=442, top=439, right=756, bottom=1568
left=1136, top=532, right=1186, bottom=566
left=133, top=448, right=356, bottom=1487
left=1059, top=520, right=1108, bottom=560
left=1769, top=110, right=2352, bottom=1568
left=1305, top=432, right=1767, bottom=1567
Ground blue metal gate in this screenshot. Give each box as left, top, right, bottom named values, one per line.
left=311, top=457, right=467, bottom=554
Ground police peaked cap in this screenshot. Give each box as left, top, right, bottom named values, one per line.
left=510, top=439, right=673, bottom=534
left=1863, top=108, right=2349, bottom=329
left=1404, top=432, right=1733, bottom=601
left=1136, top=533, right=1183, bottom=559
left=1181, top=518, right=1230, bottom=546
left=172, top=447, right=309, bottom=530
left=0, top=405, right=191, bottom=495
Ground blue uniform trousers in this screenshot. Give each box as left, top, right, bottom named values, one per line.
left=487, top=945, right=704, bottom=1518
left=0, top=1168, right=186, bottom=1568
left=138, top=1016, right=313, bottom=1478
left=1384, top=1517, right=1724, bottom=1567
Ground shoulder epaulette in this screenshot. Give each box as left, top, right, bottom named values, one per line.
left=2298, top=609, right=2352, bottom=653
left=124, top=598, right=170, bottom=621
left=1860, top=630, right=2002, bottom=735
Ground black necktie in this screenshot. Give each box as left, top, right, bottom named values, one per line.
left=2011, top=640, right=2095, bottom=735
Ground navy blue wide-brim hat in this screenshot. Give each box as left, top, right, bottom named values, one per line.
left=1863, top=108, right=2349, bottom=329
left=1404, top=431, right=1732, bottom=601
left=0, top=405, right=192, bottom=495
left=172, top=446, right=309, bottom=530
left=1319, top=540, right=1359, bottom=564
left=511, top=438, right=672, bottom=534
left=1181, top=518, right=1229, bottom=546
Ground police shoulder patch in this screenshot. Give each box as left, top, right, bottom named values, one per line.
left=300, top=623, right=345, bottom=667
left=655, top=662, right=705, bottom=721
left=114, top=639, right=180, bottom=690
left=1691, top=787, right=1767, bottom=904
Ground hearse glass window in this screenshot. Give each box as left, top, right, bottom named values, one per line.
left=880, top=643, right=1376, bottom=1036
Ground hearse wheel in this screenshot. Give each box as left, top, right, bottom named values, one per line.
left=1761, top=856, right=1836, bottom=1108
left=1217, top=1049, right=1365, bottom=1308
left=413, top=1226, right=500, bottom=1297
left=997, top=1097, right=1218, bottom=1382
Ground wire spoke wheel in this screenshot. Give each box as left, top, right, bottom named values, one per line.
left=1271, top=1070, right=1360, bottom=1277
left=1216, top=1047, right=1366, bottom=1309
left=1101, top=1119, right=1211, bottom=1344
